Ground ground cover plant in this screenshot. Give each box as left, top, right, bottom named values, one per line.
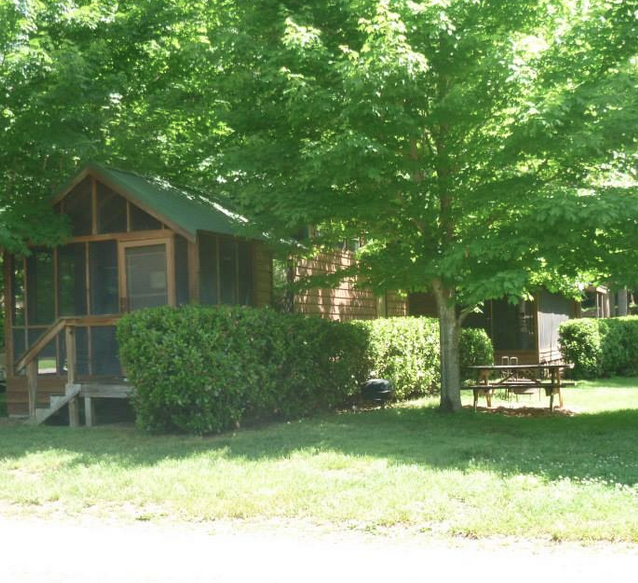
left=1, top=379, right=637, bottom=542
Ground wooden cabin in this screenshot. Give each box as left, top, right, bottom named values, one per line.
left=3, top=163, right=272, bottom=421
left=409, top=290, right=579, bottom=364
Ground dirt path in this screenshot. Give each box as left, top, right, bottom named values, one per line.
left=1, top=516, right=637, bottom=582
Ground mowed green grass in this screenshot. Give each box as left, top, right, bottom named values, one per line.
left=1, top=379, right=638, bottom=542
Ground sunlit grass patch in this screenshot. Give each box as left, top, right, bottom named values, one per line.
left=0, top=379, right=637, bottom=541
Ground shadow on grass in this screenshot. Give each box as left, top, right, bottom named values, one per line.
left=1, top=401, right=638, bottom=487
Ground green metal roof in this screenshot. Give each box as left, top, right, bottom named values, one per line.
left=56, top=162, right=262, bottom=242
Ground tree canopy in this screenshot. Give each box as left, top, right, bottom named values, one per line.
left=2, top=0, right=638, bottom=410
left=210, top=0, right=638, bottom=409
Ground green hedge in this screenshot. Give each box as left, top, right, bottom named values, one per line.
left=352, top=318, right=493, bottom=399
left=118, top=306, right=368, bottom=434
left=118, top=308, right=494, bottom=434
left=560, top=316, right=638, bottom=378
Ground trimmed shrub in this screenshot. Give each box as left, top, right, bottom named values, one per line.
left=459, top=327, right=495, bottom=376
left=118, top=305, right=369, bottom=434
left=118, top=308, right=494, bottom=434
left=351, top=317, right=440, bottom=399
left=559, top=316, right=638, bottom=378
left=350, top=318, right=494, bottom=399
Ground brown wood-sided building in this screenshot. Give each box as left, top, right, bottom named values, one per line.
left=293, top=250, right=407, bottom=320
left=409, top=290, right=579, bottom=364
left=3, top=163, right=272, bottom=418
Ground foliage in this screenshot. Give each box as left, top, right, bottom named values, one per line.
left=0, top=0, right=229, bottom=253
left=4, top=0, right=638, bottom=411
left=119, top=307, right=494, bottom=433
left=352, top=317, right=440, bottom=399
left=559, top=319, right=603, bottom=378
left=117, top=305, right=368, bottom=433
left=560, top=317, right=638, bottom=378
left=459, top=327, right=495, bottom=377
left=211, top=0, right=638, bottom=410
left=352, top=317, right=493, bottom=399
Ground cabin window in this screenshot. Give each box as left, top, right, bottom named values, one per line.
left=174, top=235, right=190, bottom=306
left=97, top=182, right=127, bottom=234
left=65, top=178, right=93, bottom=236
left=130, top=204, right=162, bottom=231
left=90, top=241, right=119, bottom=314
left=198, top=234, right=253, bottom=306
left=58, top=243, right=88, bottom=316
left=26, top=248, right=55, bottom=325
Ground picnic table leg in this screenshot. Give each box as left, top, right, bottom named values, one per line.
left=473, top=389, right=479, bottom=411
left=485, top=389, right=493, bottom=408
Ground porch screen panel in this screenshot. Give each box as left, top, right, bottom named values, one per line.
left=65, top=178, right=93, bottom=236
left=12, top=258, right=25, bottom=326
left=174, top=235, right=190, bottom=306
left=11, top=257, right=27, bottom=362
left=32, top=337, right=56, bottom=375
left=97, top=182, right=127, bottom=234
left=219, top=238, right=237, bottom=305
left=91, top=326, right=121, bottom=376
left=90, top=241, right=119, bottom=314
left=199, top=234, right=219, bottom=305
left=12, top=329, right=26, bottom=361
left=125, top=245, right=168, bottom=310
left=238, top=241, right=253, bottom=306
left=26, top=248, right=55, bottom=325
left=130, top=204, right=162, bottom=231
left=58, top=243, right=87, bottom=316
left=56, top=328, right=88, bottom=376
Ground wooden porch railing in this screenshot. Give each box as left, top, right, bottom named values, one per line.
left=14, top=315, right=120, bottom=421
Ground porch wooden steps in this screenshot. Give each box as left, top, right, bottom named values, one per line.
left=30, top=380, right=133, bottom=427
left=31, top=384, right=82, bottom=426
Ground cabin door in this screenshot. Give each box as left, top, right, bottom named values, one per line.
left=119, top=239, right=175, bottom=312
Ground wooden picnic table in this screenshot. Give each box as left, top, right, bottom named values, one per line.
left=465, top=363, right=574, bottom=412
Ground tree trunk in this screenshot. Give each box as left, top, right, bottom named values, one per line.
left=433, top=281, right=462, bottom=412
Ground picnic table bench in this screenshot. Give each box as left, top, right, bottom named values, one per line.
left=464, top=363, right=575, bottom=411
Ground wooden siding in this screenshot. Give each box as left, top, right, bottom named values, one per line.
left=6, top=375, right=67, bottom=417
left=386, top=291, right=408, bottom=317
left=294, top=251, right=382, bottom=321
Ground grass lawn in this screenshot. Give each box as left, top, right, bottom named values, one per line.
left=1, top=379, right=638, bottom=542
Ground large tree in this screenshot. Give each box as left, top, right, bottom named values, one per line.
left=0, top=0, right=227, bottom=252
left=3, top=1, right=638, bottom=411
left=212, top=0, right=638, bottom=411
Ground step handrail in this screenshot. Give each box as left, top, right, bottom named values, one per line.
left=14, top=318, right=66, bottom=374
left=14, top=314, right=120, bottom=419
